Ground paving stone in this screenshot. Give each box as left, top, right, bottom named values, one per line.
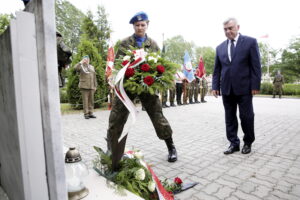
left=214, top=186, right=234, bottom=199
left=251, top=185, right=270, bottom=198
left=233, top=190, right=261, bottom=200
left=190, top=191, right=220, bottom=200
left=62, top=96, right=300, bottom=200
left=201, top=182, right=222, bottom=195
left=290, top=184, right=300, bottom=197
left=271, top=189, right=299, bottom=200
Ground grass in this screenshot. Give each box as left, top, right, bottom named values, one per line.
left=60, top=102, right=110, bottom=115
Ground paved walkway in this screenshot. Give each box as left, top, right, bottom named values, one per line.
left=62, top=96, right=300, bottom=200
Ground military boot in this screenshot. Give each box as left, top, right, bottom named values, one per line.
left=164, top=137, right=177, bottom=162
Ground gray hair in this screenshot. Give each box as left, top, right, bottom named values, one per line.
left=223, top=18, right=239, bottom=25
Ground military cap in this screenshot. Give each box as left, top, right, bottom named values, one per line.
left=129, top=11, right=149, bottom=24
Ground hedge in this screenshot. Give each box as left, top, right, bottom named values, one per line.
left=260, top=82, right=300, bottom=96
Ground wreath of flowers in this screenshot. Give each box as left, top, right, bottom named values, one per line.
left=93, top=146, right=183, bottom=200
left=114, top=47, right=179, bottom=95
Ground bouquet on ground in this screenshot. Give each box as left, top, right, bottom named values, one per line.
left=93, top=147, right=199, bottom=200
left=93, top=147, right=168, bottom=199
left=113, top=47, right=180, bottom=95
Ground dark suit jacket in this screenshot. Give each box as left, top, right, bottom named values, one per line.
left=212, top=34, right=261, bottom=95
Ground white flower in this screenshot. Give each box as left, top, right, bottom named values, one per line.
left=148, top=181, right=156, bottom=192
left=135, top=168, right=145, bottom=181
left=133, top=49, right=147, bottom=60
left=123, top=55, right=131, bottom=61
left=147, top=56, right=157, bottom=63
left=134, top=151, right=144, bottom=159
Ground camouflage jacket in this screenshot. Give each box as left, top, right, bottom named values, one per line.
left=116, top=34, right=160, bottom=59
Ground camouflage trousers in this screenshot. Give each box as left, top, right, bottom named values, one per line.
left=107, top=92, right=173, bottom=150
left=273, top=84, right=283, bottom=96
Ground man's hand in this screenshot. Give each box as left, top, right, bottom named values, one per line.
left=252, top=90, right=260, bottom=95
left=212, top=90, right=220, bottom=98
left=80, top=58, right=88, bottom=65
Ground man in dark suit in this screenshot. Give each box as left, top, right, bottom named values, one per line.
left=212, top=18, right=261, bottom=155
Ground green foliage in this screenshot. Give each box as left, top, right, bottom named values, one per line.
left=114, top=49, right=180, bottom=95
left=93, top=147, right=158, bottom=200
left=260, top=82, right=273, bottom=95
left=194, top=46, right=215, bottom=75
left=280, top=37, right=300, bottom=83
left=59, top=87, right=68, bottom=103
left=55, top=0, right=85, bottom=52
left=282, top=84, right=300, bottom=96
left=260, top=82, right=300, bottom=96
left=66, top=39, right=107, bottom=109
left=81, top=7, right=112, bottom=67
left=95, top=5, right=112, bottom=62
left=0, top=14, right=13, bottom=35
left=163, top=35, right=196, bottom=65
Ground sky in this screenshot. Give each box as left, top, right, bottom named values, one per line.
left=1, top=0, right=300, bottom=50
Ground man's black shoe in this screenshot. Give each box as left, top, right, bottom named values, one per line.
left=224, top=146, right=240, bottom=155
left=241, top=145, right=251, bottom=154
left=84, top=115, right=90, bottom=119
left=89, top=114, right=97, bottom=118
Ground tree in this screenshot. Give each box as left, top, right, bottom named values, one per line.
left=0, top=14, right=13, bottom=35
left=95, top=5, right=112, bottom=62
left=66, top=7, right=111, bottom=109
left=163, top=35, right=196, bottom=65
left=67, top=39, right=107, bottom=109
left=194, top=46, right=215, bottom=75
left=55, top=0, right=85, bottom=52
left=279, top=37, right=300, bottom=83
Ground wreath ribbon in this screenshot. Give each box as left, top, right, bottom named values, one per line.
left=113, top=55, right=145, bottom=140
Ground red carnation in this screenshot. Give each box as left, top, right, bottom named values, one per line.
left=157, top=65, right=165, bottom=73
left=122, top=60, right=130, bottom=66
left=141, top=63, right=150, bottom=72
left=125, top=67, right=135, bottom=78
left=174, top=177, right=183, bottom=185
left=143, top=76, right=154, bottom=86
left=168, top=191, right=174, bottom=198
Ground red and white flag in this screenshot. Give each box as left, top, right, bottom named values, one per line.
left=195, top=56, right=206, bottom=78
left=106, top=41, right=115, bottom=86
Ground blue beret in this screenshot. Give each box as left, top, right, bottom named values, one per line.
left=129, top=12, right=149, bottom=24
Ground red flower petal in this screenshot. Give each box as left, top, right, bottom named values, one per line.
left=143, top=76, right=154, bottom=86
left=157, top=65, right=165, bottom=73
left=125, top=67, right=135, bottom=78
left=141, top=63, right=150, bottom=72
left=174, top=177, right=183, bottom=185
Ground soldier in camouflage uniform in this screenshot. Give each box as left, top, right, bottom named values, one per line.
left=106, top=12, right=177, bottom=162
left=273, top=71, right=284, bottom=98
left=200, top=77, right=208, bottom=103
